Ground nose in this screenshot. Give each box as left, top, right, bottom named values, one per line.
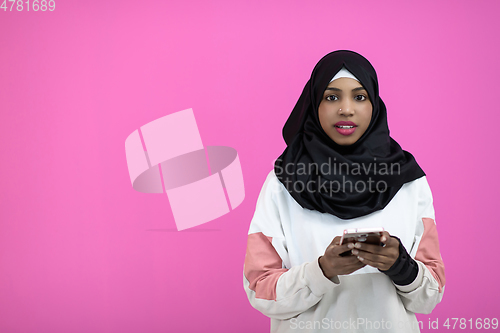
left=338, top=100, right=354, bottom=117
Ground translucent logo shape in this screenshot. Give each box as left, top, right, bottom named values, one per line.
left=125, top=108, right=245, bottom=230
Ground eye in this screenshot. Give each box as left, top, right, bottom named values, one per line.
left=355, top=94, right=367, bottom=101
left=325, top=95, right=338, bottom=101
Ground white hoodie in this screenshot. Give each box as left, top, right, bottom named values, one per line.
left=243, top=170, right=445, bottom=333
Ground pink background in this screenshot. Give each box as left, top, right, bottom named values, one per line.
left=1, top=0, right=499, bottom=332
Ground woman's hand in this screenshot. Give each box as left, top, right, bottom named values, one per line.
left=319, top=236, right=366, bottom=279
left=350, top=231, right=399, bottom=271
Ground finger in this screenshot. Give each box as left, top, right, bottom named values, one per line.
left=354, top=248, right=398, bottom=270
left=380, top=232, right=399, bottom=249
left=353, top=242, right=385, bottom=255
left=326, top=236, right=342, bottom=250
left=354, top=250, right=394, bottom=269
left=352, top=249, right=387, bottom=265
left=325, top=236, right=355, bottom=255
left=330, top=242, right=356, bottom=256
left=341, top=255, right=365, bottom=265
left=352, top=246, right=398, bottom=264
left=386, top=235, right=399, bottom=248
left=355, top=255, right=384, bottom=269
left=350, top=259, right=367, bottom=267
left=341, top=258, right=367, bottom=271
left=325, top=253, right=363, bottom=267
left=380, top=231, right=391, bottom=244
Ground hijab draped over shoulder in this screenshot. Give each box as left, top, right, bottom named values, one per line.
left=274, top=50, right=425, bottom=220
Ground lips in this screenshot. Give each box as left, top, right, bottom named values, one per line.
left=334, top=121, right=357, bottom=136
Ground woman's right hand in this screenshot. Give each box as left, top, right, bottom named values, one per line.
left=318, top=236, right=366, bottom=279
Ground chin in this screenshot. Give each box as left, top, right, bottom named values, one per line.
left=332, top=137, right=358, bottom=146
left=327, top=132, right=360, bottom=146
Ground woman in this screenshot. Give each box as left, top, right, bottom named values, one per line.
left=243, top=50, right=445, bottom=332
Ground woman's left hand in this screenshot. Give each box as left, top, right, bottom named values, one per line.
left=350, top=231, right=399, bottom=271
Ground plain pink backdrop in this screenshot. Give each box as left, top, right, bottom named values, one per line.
left=1, top=1, right=499, bottom=332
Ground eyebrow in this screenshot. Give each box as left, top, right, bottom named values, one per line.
left=325, top=87, right=366, bottom=92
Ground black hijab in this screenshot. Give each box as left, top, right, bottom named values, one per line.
left=274, top=50, right=425, bottom=219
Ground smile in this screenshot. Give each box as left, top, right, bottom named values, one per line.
left=334, top=122, right=357, bottom=136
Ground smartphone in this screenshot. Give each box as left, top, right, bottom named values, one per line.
left=339, top=227, right=385, bottom=256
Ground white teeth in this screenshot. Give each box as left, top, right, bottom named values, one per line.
left=337, top=125, right=354, bottom=129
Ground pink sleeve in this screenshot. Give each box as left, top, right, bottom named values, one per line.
left=415, top=218, right=446, bottom=293
left=244, top=232, right=288, bottom=301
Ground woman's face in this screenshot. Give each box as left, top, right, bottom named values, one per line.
left=318, top=77, right=373, bottom=146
